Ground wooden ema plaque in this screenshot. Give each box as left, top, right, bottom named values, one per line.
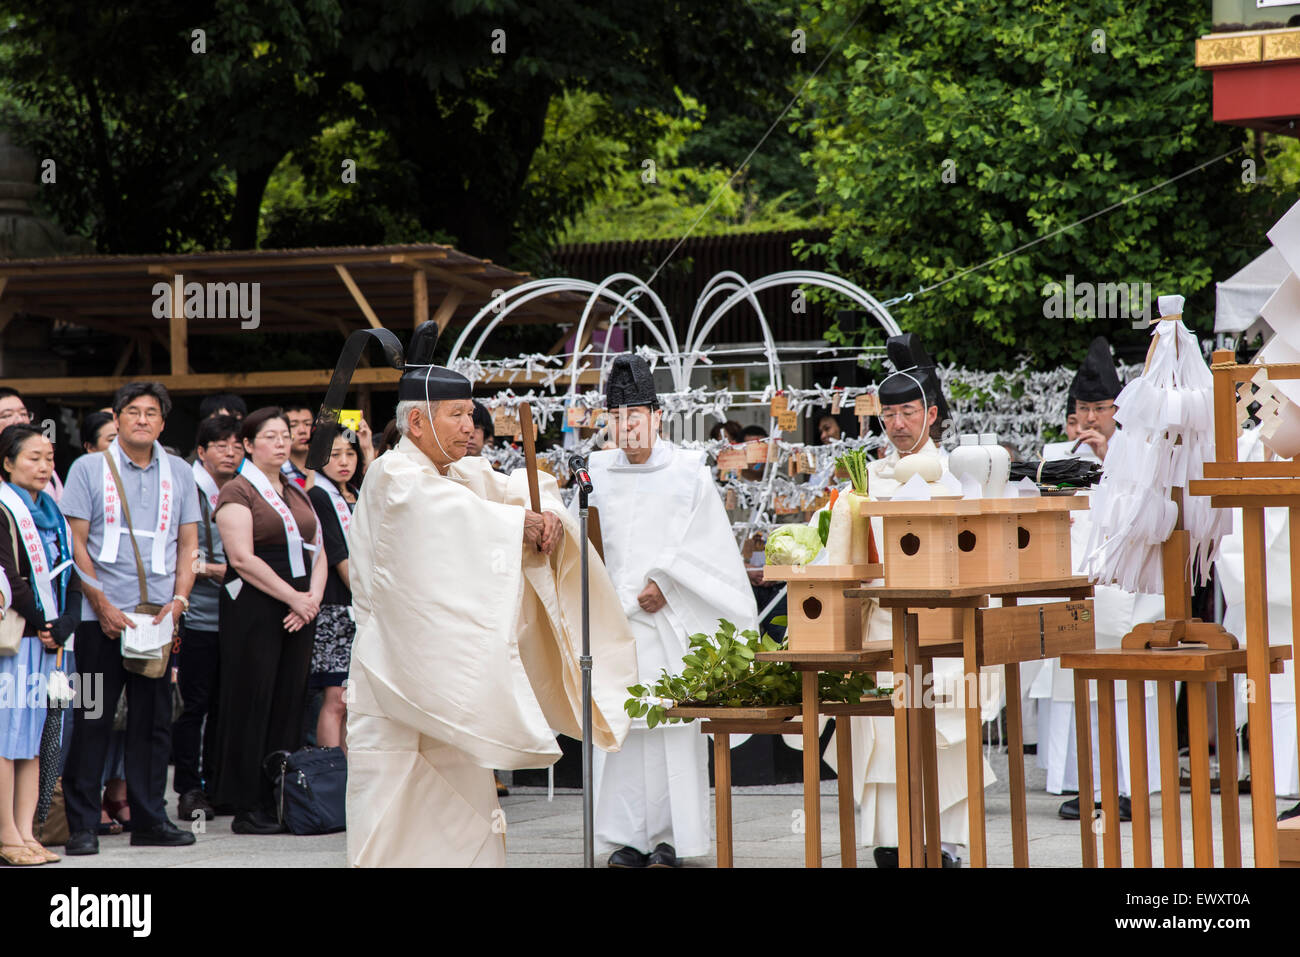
left=763, top=564, right=882, bottom=652
left=858, top=496, right=1087, bottom=590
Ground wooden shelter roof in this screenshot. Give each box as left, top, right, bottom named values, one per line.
left=0, top=243, right=606, bottom=397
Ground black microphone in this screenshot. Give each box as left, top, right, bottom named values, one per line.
left=569, top=453, right=593, bottom=493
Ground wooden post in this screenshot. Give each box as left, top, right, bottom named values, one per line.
left=1074, top=673, right=1097, bottom=867
left=1242, top=506, right=1279, bottom=867
left=893, top=610, right=914, bottom=868
left=1157, top=681, right=1183, bottom=867
left=412, top=269, right=429, bottom=330
left=169, top=280, right=187, bottom=376
left=905, top=613, right=925, bottom=866
left=801, top=669, right=821, bottom=868
left=834, top=718, right=856, bottom=868
left=919, top=657, right=942, bottom=868
left=1187, top=681, right=1215, bottom=867
left=1217, top=679, right=1242, bottom=868
left=1211, top=349, right=1238, bottom=467
left=1003, top=599, right=1030, bottom=868
left=1292, top=508, right=1300, bottom=854
left=1126, top=679, right=1153, bottom=868
left=1097, top=680, right=1122, bottom=867
left=962, top=606, right=986, bottom=868
left=714, top=731, right=732, bottom=868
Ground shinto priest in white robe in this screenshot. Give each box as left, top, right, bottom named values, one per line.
left=577, top=438, right=758, bottom=858
left=346, top=436, right=639, bottom=866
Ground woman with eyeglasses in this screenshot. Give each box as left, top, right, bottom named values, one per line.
left=306, top=423, right=363, bottom=753
left=208, top=408, right=325, bottom=834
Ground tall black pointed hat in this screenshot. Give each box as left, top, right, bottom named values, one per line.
left=306, top=320, right=471, bottom=469
left=877, top=333, right=949, bottom=423
left=605, top=353, right=659, bottom=409
left=1070, top=336, right=1122, bottom=403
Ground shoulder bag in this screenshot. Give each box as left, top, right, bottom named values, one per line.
left=0, top=507, right=27, bottom=656
left=102, top=452, right=172, bottom=679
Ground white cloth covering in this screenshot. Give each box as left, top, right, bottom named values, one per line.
left=1214, top=429, right=1300, bottom=798
left=345, top=438, right=638, bottom=867
left=579, top=439, right=758, bottom=858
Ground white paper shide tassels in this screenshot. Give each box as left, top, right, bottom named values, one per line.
left=1084, top=296, right=1230, bottom=593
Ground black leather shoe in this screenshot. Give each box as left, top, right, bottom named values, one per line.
left=1059, top=796, right=1133, bottom=822
left=178, top=789, right=215, bottom=823
left=130, top=820, right=196, bottom=847
left=65, top=830, right=99, bottom=856
left=647, top=843, right=678, bottom=868
left=231, top=809, right=286, bottom=835
left=873, top=845, right=959, bottom=867
left=607, top=845, right=649, bottom=868
left=1280, top=802, right=1300, bottom=822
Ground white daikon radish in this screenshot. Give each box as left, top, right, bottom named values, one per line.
left=825, top=448, right=874, bottom=565
left=825, top=490, right=855, bottom=564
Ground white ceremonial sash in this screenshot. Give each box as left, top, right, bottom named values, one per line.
left=239, top=461, right=316, bottom=577
left=99, top=440, right=173, bottom=575
left=193, top=460, right=220, bottom=511
left=315, top=473, right=351, bottom=540
left=0, top=484, right=71, bottom=620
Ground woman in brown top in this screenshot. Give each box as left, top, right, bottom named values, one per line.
left=209, top=407, right=325, bottom=834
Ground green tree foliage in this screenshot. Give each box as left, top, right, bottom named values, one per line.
left=1, top=0, right=801, bottom=262
left=0, top=0, right=343, bottom=252
left=551, top=91, right=820, bottom=248
left=793, top=0, right=1298, bottom=369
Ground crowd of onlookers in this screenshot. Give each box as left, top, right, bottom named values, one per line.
left=0, top=383, right=506, bottom=865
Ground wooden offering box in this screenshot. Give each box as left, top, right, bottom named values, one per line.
left=858, top=496, right=1087, bottom=589
left=762, top=564, right=883, bottom=652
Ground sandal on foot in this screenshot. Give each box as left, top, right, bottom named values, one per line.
left=0, top=843, right=45, bottom=865
left=25, top=840, right=59, bottom=863
left=103, top=796, right=131, bottom=832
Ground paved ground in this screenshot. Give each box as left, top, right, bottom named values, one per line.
left=49, top=748, right=1293, bottom=867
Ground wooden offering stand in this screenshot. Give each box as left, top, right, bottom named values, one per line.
left=666, top=694, right=892, bottom=868
left=1182, top=349, right=1300, bottom=868
left=755, top=494, right=1095, bottom=868
left=761, top=563, right=882, bottom=651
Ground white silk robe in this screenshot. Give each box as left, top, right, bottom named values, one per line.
left=578, top=439, right=758, bottom=858
left=345, top=437, right=638, bottom=867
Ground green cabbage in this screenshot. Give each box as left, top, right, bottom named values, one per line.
left=765, top=524, right=824, bottom=566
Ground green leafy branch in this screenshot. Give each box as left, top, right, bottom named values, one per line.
left=624, top=617, right=885, bottom=729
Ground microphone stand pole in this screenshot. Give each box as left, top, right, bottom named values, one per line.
left=578, top=480, right=594, bottom=868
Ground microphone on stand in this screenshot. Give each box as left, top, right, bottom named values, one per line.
left=569, top=453, right=593, bottom=493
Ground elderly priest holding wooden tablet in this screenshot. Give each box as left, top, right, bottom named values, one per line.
left=312, top=322, right=638, bottom=867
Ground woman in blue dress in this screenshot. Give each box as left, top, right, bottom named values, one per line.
left=0, top=424, right=80, bottom=865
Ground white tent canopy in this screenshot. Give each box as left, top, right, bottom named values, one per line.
left=1215, top=246, right=1290, bottom=334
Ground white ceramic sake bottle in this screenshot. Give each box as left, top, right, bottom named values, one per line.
left=948, top=434, right=991, bottom=491
left=981, top=433, right=1011, bottom=497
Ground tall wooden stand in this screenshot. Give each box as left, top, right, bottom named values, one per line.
left=1185, top=350, right=1300, bottom=868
